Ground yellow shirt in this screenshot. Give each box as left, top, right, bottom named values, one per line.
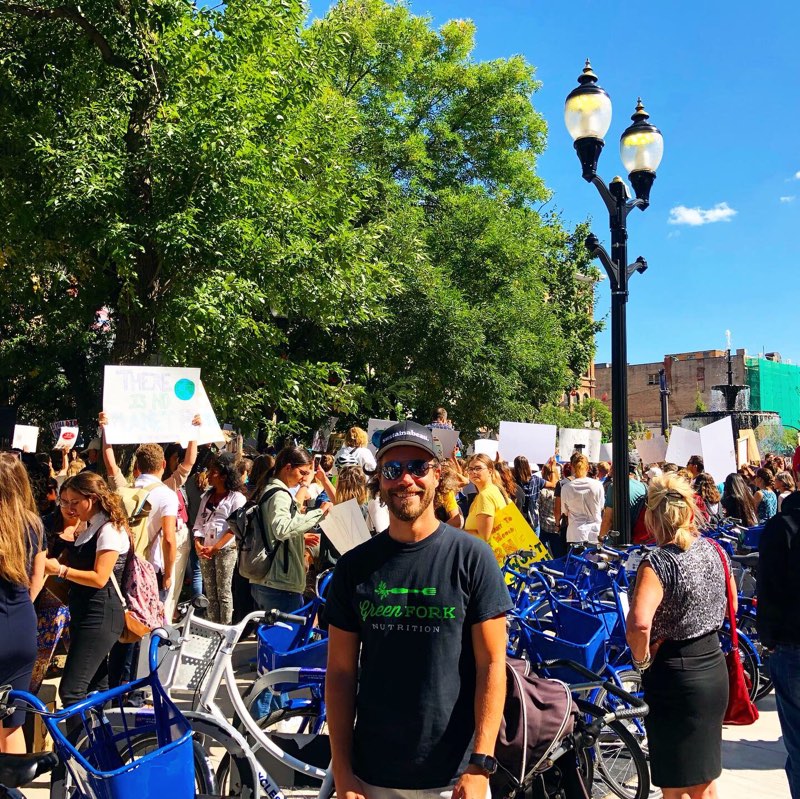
left=464, top=484, right=507, bottom=541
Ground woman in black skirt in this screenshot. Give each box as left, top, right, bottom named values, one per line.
left=627, top=473, right=733, bottom=799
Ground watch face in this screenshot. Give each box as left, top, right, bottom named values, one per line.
left=469, top=754, right=497, bottom=774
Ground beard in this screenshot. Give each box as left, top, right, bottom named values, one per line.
left=380, top=481, right=436, bottom=522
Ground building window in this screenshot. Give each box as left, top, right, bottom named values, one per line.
left=697, top=366, right=705, bottom=382
left=647, top=373, right=659, bottom=385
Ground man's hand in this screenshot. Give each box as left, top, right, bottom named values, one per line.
left=451, top=767, right=489, bottom=799
left=99, top=411, right=108, bottom=426
left=333, top=770, right=368, bottom=799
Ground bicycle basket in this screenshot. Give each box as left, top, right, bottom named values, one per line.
left=257, top=621, right=328, bottom=673
left=167, top=617, right=226, bottom=692
left=513, top=601, right=607, bottom=681
left=46, top=671, right=194, bottom=799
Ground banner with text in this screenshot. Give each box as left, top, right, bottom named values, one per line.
left=488, top=502, right=549, bottom=566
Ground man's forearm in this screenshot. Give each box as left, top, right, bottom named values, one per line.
left=472, top=660, right=506, bottom=756
left=326, top=669, right=358, bottom=780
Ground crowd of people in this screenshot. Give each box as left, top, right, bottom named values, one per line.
left=2, top=409, right=799, bottom=798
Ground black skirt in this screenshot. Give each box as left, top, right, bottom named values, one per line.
left=641, top=631, right=728, bottom=788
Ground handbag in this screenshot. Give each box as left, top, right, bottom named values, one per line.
left=709, top=540, right=759, bottom=725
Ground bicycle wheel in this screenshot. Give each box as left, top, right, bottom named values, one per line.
left=575, top=699, right=650, bottom=799
left=591, top=669, right=648, bottom=761
left=737, top=615, right=773, bottom=701
left=718, top=629, right=760, bottom=702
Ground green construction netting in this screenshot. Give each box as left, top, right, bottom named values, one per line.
left=745, top=357, right=800, bottom=430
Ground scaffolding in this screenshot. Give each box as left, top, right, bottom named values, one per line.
left=745, top=356, right=800, bottom=430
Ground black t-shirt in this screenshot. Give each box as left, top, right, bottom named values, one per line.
left=326, top=523, right=513, bottom=789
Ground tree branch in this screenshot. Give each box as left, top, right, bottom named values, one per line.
left=0, top=2, right=140, bottom=76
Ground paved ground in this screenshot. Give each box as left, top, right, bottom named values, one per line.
left=24, top=651, right=792, bottom=799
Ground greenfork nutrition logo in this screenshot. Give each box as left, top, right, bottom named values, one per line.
left=358, top=581, right=456, bottom=624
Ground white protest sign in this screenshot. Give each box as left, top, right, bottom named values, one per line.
left=737, top=437, right=748, bottom=468
left=102, top=365, right=224, bottom=446
left=12, top=425, right=39, bottom=452
left=699, top=416, right=737, bottom=484
left=473, top=439, right=499, bottom=459
left=366, top=418, right=394, bottom=454
left=558, top=428, right=601, bottom=462
left=55, top=426, right=80, bottom=451
left=665, top=426, right=701, bottom=466
left=634, top=435, right=667, bottom=466
left=318, top=498, right=371, bottom=555
left=429, top=427, right=460, bottom=459
left=498, top=422, right=556, bottom=466
left=599, top=443, right=613, bottom=463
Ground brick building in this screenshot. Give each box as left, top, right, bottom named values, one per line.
left=594, top=348, right=768, bottom=430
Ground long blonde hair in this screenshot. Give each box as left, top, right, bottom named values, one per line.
left=644, top=474, right=699, bottom=551
left=0, top=453, right=43, bottom=587
left=335, top=466, right=368, bottom=506
left=61, top=472, right=131, bottom=536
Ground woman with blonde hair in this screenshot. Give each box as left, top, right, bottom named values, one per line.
left=334, top=426, right=377, bottom=473
left=626, top=474, right=734, bottom=799
left=463, top=454, right=508, bottom=541
left=559, top=452, right=604, bottom=544
left=43, top=471, right=130, bottom=712
left=0, top=454, right=45, bottom=752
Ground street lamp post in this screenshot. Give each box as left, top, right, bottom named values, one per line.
left=658, top=367, right=670, bottom=437
left=565, top=60, right=663, bottom=543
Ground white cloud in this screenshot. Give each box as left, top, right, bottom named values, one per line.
left=668, top=202, right=737, bottom=226
left=780, top=195, right=796, bottom=203
left=795, top=171, right=800, bottom=179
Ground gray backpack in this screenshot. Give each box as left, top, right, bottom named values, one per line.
left=228, top=486, right=295, bottom=581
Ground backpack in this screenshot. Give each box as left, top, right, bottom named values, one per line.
left=492, top=657, right=577, bottom=797
left=111, top=550, right=165, bottom=644
left=116, top=482, right=164, bottom=557
left=229, top=486, right=295, bottom=582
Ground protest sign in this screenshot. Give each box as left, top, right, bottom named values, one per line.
left=102, top=366, right=224, bottom=446
left=429, top=427, right=460, bottom=459
left=473, top=439, right=499, bottom=460
left=12, top=425, right=39, bottom=452
left=558, top=428, right=601, bottom=462
left=737, top=437, right=749, bottom=468
left=498, top=422, right=556, bottom=466
left=55, top=427, right=79, bottom=451
left=664, top=426, right=701, bottom=466
left=50, top=419, right=78, bottom=439
left=366, top=418, right=394, bottom=454
left=599, top=443, right=613, bottom=463
left=699, top=416, right=737, bottom=484
left=634, top=435, right=667, bottom=465
left=740, top=428, right=760, bottom=464
left=318, top=499, right=371, bottom=555
left=488, top=502, right=549, bottom=566
left=312, top=417, right=339, bottom=452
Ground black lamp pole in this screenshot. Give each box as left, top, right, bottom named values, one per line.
left=659, top=366, right=670, bottom=437
left=566, top=63, right=662, bottom=544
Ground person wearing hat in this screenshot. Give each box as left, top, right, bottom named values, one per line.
left=326, top=421, right=512, bottom=799
left=80, top=438, right=102, bottom=474
left=599, top=451, right=648, bottom=541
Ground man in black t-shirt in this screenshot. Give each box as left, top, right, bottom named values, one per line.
left=326, top=421, right=512, bottom=799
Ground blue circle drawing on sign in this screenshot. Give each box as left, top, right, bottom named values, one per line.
left=174, top=378, right=196, bottom=401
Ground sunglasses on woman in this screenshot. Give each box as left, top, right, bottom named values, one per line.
left=380, top=460, right=436, bottom=481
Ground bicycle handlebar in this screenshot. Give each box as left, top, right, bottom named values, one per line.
left=264, top=609, right=307, bottom=626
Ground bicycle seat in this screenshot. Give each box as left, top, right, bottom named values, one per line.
left=730, top=552, right=760, bottom=567
left=0, top=752, right=59, bottom=788
left=192, top=594, right=210, bottom=610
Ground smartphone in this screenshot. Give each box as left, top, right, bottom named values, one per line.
left=314, top=454, right=321, bottom=468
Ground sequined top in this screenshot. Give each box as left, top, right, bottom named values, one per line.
left=643, top=536, right=729, bottom=643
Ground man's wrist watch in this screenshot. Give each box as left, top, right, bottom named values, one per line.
left=468, top=753, right=498, bottom=775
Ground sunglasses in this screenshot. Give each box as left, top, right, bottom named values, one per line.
left=381, top=459, right=436, bottom=481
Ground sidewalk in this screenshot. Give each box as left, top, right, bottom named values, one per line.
left=719, top=693, right=789, bottom=798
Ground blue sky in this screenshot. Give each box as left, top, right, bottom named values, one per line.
left=310, top=0, right=800, bottom=367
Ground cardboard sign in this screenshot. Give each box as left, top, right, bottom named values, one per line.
left=558, top=428, right=601, bottom=462
left=55, top=426, right=79, bottom=451
left=664, top=426, right=701, bottom=466
left=699, top=416, right=738, bottom=484
left=429, top=427, right=460, bottom=459
left=599, top=443, right=613, bottom=463
left=740, top=428, right=760, bottom=464
left=473, top=439, right=499, bottom=459
left=488, top=502, right=549, bottom=565
left=498, top=422, right=557, bottom=466
left=51, top=419, right=78, bottom=439
left=737, top=437, right=749, bottom=469
left=102, top=365, right=224, bottom=446
left=366, top=418, right=394, bottom=454
left=634, top=435, right=668, bottom=466
left=12, top=424, right=39, bottom=452
left=318, top=499, right=371, bottom=555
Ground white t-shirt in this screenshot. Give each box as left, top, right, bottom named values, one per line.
left=135, top=474, right=179, bottom=574
left=366, top=497, right=390, bottom=534
left=193, top=490, right=246, bottom=549
left=561, top=477, right=605, bottom=543
left=75, top=512, right=131, bottom=555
